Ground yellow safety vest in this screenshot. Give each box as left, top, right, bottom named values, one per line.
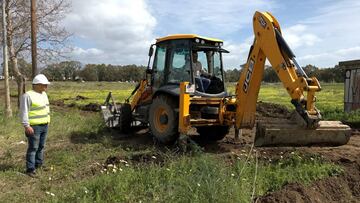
left=27, top=90, right=50, bottom=125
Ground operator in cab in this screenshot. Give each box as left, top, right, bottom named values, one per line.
left=192, top=51, right=211, bottom=92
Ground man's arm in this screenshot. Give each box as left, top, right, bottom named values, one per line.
left=197, top=62, right=211, bottom=77
left=20, top=93, right=35, bottom=136
left=20, top=93, right=31, bottom=127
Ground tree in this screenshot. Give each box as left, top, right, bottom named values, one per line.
left=41, top=60, right=81, bottom=81
left=79, top=64, right=97, bottom=81
left=2, top=0, right=12, bottom=117
left=262, top=65, right=279, bottom=82
left=3, top=0, right=71, bottom=106
left=225, top=68, right=241, bottom=82
left=61, top=61, right=81, bottom=80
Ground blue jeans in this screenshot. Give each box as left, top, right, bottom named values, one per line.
left=26, top=124, right=48, bottom=172
left=195, top=76, right=211, bottom=92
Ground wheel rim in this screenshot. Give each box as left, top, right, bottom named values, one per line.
left=154, top=106, right=169, bottom=133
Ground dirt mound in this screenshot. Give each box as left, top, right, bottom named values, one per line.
left=75, top=95, right=89, bottom=100
left=50, top=99, right=65, bottom=107
left=51, top=100, right=101, bottom=112
left=80, top=103, right=101, bottom=112
left=256, top=101, right=291, bottom=118
left=253, top=132, right=360, bottom=203
left=257, top=156, right=360, bottom=203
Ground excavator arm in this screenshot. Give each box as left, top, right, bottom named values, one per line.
left=231, top=11, right=350, bottom=146
left=235, top=11, right=321, bottom=129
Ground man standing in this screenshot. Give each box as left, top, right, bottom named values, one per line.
left=20, top=74, right=50, bottom=177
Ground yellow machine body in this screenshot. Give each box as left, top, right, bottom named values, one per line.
left=102, top=11, right=351, bottom=146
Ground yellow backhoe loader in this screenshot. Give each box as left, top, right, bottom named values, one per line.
left=101, top=11, right=351, bottom=146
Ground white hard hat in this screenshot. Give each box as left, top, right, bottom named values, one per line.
left=32, top=74, right=50, bottom=85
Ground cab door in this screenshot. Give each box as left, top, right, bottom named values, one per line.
left=152, top=43, right=168, bottom=88
left=168, top=40, right=191, bottom=84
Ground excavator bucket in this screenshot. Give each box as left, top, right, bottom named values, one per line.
left=254, top=119, right=351, bottom=147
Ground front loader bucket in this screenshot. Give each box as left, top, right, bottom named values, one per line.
left=254, top=120, right=351, bottom=147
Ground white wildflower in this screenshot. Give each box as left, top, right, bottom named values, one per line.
left=120, top=160, right=128, bottom=164
left=46, top=191, right=55, bottom=196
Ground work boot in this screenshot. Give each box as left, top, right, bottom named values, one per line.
left=26, top=170, right=37, bottom=178
left=36, top=164, right=49, bottom=171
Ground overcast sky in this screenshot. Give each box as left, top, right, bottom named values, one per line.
left=63, top=0, right=360, bottom=69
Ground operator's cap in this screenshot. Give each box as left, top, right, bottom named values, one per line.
left=32, top=74, right=50, bottom=85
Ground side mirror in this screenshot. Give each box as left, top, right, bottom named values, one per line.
left=146, top=44, right=155, bottom=74
left=148, top=46, right=154, bottom=57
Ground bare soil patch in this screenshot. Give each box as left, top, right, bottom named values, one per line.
left=216, top=102, right=360, bottom=203
left=50, top=98, right=101, bottom=112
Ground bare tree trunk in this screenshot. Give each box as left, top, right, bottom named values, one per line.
left=2, top=0, right=12, bottom=117
left=6, top=0, right=26, bottom=107
left=30, top=0, right=37, bottom=78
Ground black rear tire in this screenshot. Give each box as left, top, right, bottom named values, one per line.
left=149, top=95, right=179, bottom=144
left=196, top=126, right=229, bottom=141
left=118, top=103, right=132, bottom=133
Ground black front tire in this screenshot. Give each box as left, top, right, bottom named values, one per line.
left=118, top=103, right=132, bottom=133
left=149, top=95, right=179, bottom=144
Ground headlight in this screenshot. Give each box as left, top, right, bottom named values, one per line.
left=201, top=40, right=205, bottom=44
left=195, top=38, right=200, bottom=43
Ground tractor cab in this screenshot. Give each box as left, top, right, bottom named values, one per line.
left=147, top=34, right=229, bottom=97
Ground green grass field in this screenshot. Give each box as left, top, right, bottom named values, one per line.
left=0, top=81, right=348, bottom=202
